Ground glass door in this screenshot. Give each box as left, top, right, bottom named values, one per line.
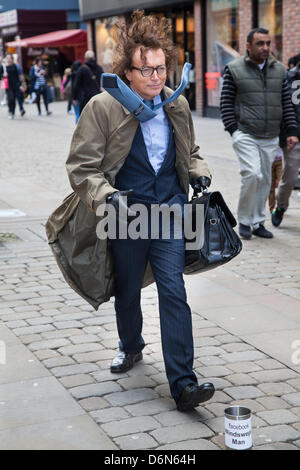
left=257, top=0, right=283, bottom=61
left=205, top=0, right=239, bottom=109
left=174, top=8, right=195, bottom=109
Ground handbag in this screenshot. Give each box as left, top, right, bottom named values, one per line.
left=1, top=77, right=9, bottom=90
left=184, top=190, right=242, bottom=274
left=63, top=80, right=72, bottom=101
left=19, top=81, right=27, bottom=93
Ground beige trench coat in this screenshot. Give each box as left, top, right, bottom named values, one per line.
left=46, top=87, right=211, bottom=310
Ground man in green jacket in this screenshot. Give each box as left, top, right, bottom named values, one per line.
left=220, top=27, right=298, bottom=240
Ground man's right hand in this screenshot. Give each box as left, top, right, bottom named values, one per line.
left=287, top=136, right=299, bottom=150
left=106, top=190, right=135, bottom=218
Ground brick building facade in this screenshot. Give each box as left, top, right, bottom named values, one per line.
left=80, top=0, right=300, bottom=116
left=282, top=0, right=300, bottom=65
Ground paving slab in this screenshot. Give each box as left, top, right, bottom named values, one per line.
left=0, top=414, right=117, bottom=450
left=242, top=329, right=300, bottom=374
left=0, top=323, right=116, bottom=449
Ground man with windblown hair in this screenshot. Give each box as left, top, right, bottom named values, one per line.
left=51, top=11, right=215, bottom=411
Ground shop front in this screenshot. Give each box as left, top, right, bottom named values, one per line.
left=253, top=0, right=283, bottom=61
left=203, top=0, right=283, bottom=116
left=6, top=29, right=87, bottom=97
left=81, top=0, right=197, bottom=109
left=204, top=0, right=240, bottom=116
left=0, top=9, right=67, bottom=50
left=79, top=0, right=285, bottom=116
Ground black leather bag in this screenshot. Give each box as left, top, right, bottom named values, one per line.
left=184, top=190, right=242, bottom=274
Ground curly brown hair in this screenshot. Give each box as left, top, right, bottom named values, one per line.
left=113, top=10, right=178, bottom=83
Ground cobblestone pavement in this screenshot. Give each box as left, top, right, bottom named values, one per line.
left=0, top=102, right=300, bottom=450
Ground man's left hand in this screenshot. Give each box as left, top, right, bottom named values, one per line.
left=191, top=176, right=211, bottom=193
left=287, top=136, right=299, bottom=150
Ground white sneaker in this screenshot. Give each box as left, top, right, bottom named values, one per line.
left=28, top=92, right=37, bottom=104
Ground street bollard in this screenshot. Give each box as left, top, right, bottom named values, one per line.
left=224, top=406, right=252, bottom=450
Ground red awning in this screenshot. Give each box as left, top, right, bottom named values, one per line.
left=6, top=29, right=87, bottom=48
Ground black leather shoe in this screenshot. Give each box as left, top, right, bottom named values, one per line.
left=239, top=223, right=252, bottom=240
left=252, top=224, right=273, bottom=238
left=271, top=207, right=285, bottom=227
left=176, top=383, right=215, bottom=412
left=110, top=351, right=143, bottom=373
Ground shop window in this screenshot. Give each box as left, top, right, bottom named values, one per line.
left=174, top=10, right=195, bottom=109
left=67, top=22, right=80, bottom=30
left=257, top=0, right=282, bottom=61
left=206, top=0, right=239, bottom=107
left=95, top=17, right=119, bottom=72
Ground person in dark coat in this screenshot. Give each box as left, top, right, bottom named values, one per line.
left=272, top=54, right=300, bottom=226
left=70, top=60, right=82, bottom=123
left=73, top=50, right=103, bottom=115
left=5, top=53, right=25, bottom=119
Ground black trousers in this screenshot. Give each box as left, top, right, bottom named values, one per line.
left=6, top=87, right=18, bottom=115
left=35, top=85, right=49, bottom=113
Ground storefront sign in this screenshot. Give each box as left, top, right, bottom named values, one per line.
left=0, top=9, right=17, bottom=28
left=2, top=26, right=18, bottom=36
left=80, top=0, right=185, bottom=19
left=28, top=47, right=59, bottom=56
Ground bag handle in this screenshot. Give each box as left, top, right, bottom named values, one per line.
left=192, top=187, right=208, bottom=200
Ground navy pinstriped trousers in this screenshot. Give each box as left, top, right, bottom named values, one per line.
left=110, top=215, right=197, bottom=401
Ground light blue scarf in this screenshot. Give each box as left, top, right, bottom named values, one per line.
left=101, top=63, right=192, bottom=122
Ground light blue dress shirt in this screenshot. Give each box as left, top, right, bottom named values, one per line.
left=133, top=92, right=170, bottom=175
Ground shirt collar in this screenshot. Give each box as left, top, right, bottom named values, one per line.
left=130, top=88, right=162, bottom=106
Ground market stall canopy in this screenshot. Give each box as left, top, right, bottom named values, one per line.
left=6, top=29, right=87, bottom=48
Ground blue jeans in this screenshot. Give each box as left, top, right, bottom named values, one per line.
left=110, top=214, right=197, bottom=401
left=73, top=102, right=80, bottom=124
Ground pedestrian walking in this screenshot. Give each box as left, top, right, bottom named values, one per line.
left=269, top=146, right=283, bottom=212
left=13, top=54, right=26, bottom=117
left=46, top=10, right=215, bottom=412
left=28, top=59, right=37, bottom=104
left=34, top=58, right=52, bottom=116
left=72, top=50, right=103, bottom=115
left=0, top=55, right=6, bottom=106
left=4, top=53, right=26, bottom=119
left=61, top=67, right=73, bottom=114
left=220, top=27, right=298, bottom=240
left=272, top=54, right=300, bottom=227
left=70, top=60, right=82, bottom=124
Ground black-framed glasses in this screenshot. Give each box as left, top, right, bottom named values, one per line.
left=131, top=65, right=167, bottom=77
